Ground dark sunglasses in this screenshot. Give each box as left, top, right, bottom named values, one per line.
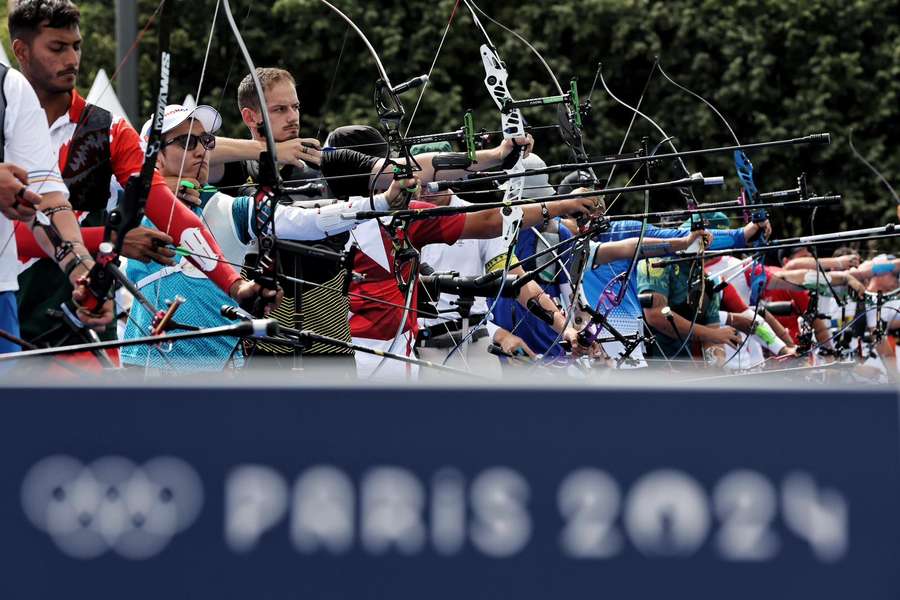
left=162, top=132, right=216, bottom=151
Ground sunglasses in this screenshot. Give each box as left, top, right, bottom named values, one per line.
left=162, top=132, right=216, bottom=151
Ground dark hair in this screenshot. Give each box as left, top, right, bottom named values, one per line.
left=9, top=0, right=81, bottom=43
left=557, top=170, right=595, bottom=196
left=237, top=67, right=295, bottom=111
left=832, top=246, right=856, bottom=257
left=557, top=170, right=605, bottom=212
left=777, top=245, right=812, bottom=265
left=326, top=125, right=387, bottom=158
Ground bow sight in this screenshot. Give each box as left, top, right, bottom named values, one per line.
left=374, top=77, right=424, bottom=183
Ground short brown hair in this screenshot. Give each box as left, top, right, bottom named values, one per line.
left=237, top=67, right=295, bottom=111
left=9, top=0, right=80, bottom=43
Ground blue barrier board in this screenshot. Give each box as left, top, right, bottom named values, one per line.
left=0, top=386, right=897, bottom=599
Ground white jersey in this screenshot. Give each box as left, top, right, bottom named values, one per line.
left=418, top=196, right=508, bottom=327
left=201, top=192, right=251, bottom=272
left=201, top=191, right=392, bottom=270
left=706, top=256, right=765, bottom=369
left=0, top=68, right=69, bottom=292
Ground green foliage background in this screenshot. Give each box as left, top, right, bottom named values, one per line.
left=2, top=0, right=899, bottom=244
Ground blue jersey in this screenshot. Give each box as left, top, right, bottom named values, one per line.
left=582, top=221, right=746, bottom=337
left=489, top=221, right=573, bottom=357
left=120, top=195, right=243, bottom=371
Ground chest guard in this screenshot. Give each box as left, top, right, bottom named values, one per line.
left=61, top=103, right=114, bottom=211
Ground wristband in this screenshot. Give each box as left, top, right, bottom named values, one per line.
left=751, top=208, right=769, bottom=223
left=42, top=205, right=74, bottom=218
left=431, top=152, right=472, bottom=171
left=540, top=203, right=550, bottom=226
left=63, top=254, right=92, bottom=279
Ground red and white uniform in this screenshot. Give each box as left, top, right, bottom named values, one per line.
left=348, top=201, right=465, bottom=379
left=706, top=256, right=790, bottom=366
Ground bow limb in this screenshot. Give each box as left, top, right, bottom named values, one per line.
left=312, top=1, right=422, bottom=375
left=81, top=0, right=173, bottom=311
left=0, top=2, right=171, bottom=287
left=461, top=1, right=603, bottom=355
left=598, top=66, right=693, bottom=183
left=657, top=60, right=742, bottom=148
left=655, top=60, right=767, bottom=228
left=463, top=0, right=527, bottom=253
left=466, top=0, right=565, bottom=96
left=221, top=0, right=279, bottom=170
left=848, top=128, right=900, bottom=207
left=606, top=65, right=661, bottom=310
left=437, top=1, right=528, bottom=365
left=655, top=62, right=783, bottom=367
left=464, top=0, right=594, bottom=169
left=598, top=63, right=709, bottom=361
left=57, top=0, right=175, bottom=369
left=318, top=0, right=396, bottom=88
left=604, top=60, right=658, bottom=192
left=317, top=0, right=420, bottom=185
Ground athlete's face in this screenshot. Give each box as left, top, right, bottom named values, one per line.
left=14, top=24, right=82, bottom=95
left=158, top=119, right=211, bottom=185
left=243, top=81, right=301, bottom=143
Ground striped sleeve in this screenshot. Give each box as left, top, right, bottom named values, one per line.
left=3, top=69, right=68, bottom=199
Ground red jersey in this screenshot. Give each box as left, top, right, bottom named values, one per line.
left=758, top=265, right=809, bottom=343
left=350, top=201, right=465, bottom=340
left=720, top=282, right=749, bottom=313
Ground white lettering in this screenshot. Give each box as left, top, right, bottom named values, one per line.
left=431, top=468, right=466, bottom=555
left=714, top=470, right=779, bottom=560
left=624, top=469, right=710, bottom=557
left=558, top=468, right=623, bottom=558
left=361, top=467, right=425, bottom=555
left=224, top=465, right=287, bottom=553
left=781, top=472, right=848, bottom=562
left=470, top=467, right=531, bottom=557
left=291, top=466, right=354, bottom=554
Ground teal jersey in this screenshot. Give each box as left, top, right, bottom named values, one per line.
left=637, top=259, right=720, bottom=359
left=120, top=194, right=242, bottom=371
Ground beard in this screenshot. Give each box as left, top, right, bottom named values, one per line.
left=272, top=126, right=299, bottom=143
left=33, top=62, right=77, bottom=95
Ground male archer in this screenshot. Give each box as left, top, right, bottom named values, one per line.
left=0, top=33, right=112, bottom=352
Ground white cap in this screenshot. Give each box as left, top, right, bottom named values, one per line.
left=500, top=153, right=555, bottom=200
left=140, top=104, right=222, bottom=147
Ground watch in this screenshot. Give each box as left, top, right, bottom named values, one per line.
left=540, top=202, right=550, bottom=226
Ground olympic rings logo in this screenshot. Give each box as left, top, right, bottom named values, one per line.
left=21, top=455, right=203, bottom=560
